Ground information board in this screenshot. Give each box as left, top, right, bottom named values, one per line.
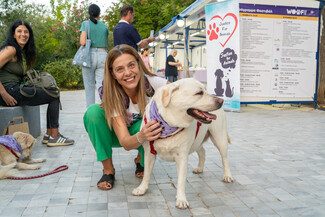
left=239, top=1, right=319, bottom=102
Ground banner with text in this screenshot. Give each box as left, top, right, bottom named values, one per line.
left=205, top=0, right=241, bottom=111
left=239, top=3, right=319, bottom=99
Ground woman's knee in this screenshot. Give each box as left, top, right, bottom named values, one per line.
left=83, top=104, right=106, bottom=126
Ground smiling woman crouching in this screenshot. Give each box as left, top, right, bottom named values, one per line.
left=83, top=44, right=169, bottom=190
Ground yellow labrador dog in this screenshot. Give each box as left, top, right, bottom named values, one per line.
left=0, top=132, right=46, bottom=179
left=132, top=78, right=233, bottom=209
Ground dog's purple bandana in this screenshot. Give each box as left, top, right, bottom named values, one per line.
left=149, top=100, right=178, bottom=137
left=98, top=85, right=103, bottom=100
left=0, top=135, right=23, bottom=160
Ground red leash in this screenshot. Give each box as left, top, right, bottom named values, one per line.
left=7, top=165, right=69, bottom=180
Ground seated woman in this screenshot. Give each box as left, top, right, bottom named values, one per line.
left=0, top=20, right=74, bottom=146
left=83, top=44, right=168, bottom=190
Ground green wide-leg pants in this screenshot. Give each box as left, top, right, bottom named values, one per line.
left=83, top=104, right=144, bottom=166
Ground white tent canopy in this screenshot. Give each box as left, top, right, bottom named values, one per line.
left=150, top=0, right=216, bottom=81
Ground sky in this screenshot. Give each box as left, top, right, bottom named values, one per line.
left=25, top=0, right=118, bottom=12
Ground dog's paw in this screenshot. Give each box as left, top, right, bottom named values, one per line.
left=132, top=187, right=147, bottom=196
left=222, top=175, right=234, bottom=183
left=31, top=165, right=41, bottom=170
left=39, top=158, right=46, bottom=163
left=32, top=158, right=46, bottom=163
left=192, top=168, right=203, bottom=174
left=176, top=198, right=189, bottom=209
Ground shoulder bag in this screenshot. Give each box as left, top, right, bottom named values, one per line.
left=20, top=69, right=60, bottom=99
left=72, top=21, right=91, bottom=67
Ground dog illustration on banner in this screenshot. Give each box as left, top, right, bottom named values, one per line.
left=214, top=69, right=224, bottom=96
left=214, top=48, right=237, bottom=98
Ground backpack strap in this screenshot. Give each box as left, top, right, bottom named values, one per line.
left=19, top=70, right=37, bottom=97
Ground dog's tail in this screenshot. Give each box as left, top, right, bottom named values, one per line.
left=0, top=163, right=18, bottom=180
left=227, top=134, right=231, bottom=144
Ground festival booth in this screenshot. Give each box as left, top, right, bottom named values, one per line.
left=150, top=0, right=322, bottom=110
left=151, top=0, right=213, bottom=82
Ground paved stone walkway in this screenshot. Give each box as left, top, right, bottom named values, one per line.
left=0, top=90, right=324, bottom=217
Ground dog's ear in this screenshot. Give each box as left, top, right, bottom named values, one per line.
left=25, top=135, right=36, bottom=148
left=13, top=132, right=35, bottom=149
left=161, top=83, right=180, bottom=107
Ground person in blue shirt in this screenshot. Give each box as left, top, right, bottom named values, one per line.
left=113, top=4, right=154, bottom=51
left=79, top=4, right=109, bottom=107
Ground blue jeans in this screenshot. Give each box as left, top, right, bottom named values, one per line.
left=0, top=83, right=60, bottom=128
left=166, top=75, right=178, bottom=83
left=82, top=48, right=107, bottom=107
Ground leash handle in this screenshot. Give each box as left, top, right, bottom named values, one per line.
left=7, top=165, right=69, bottom=180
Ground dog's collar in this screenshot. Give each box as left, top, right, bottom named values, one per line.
left=0, top=135, right=23, bottom=160
left=149, top=100, right=179, bottom=137
left=144, top=100, right=203, bottom=155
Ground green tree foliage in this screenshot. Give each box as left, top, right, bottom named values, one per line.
left=43, top=58, right=83, bottom=89
left=0, top=0, right=27, bottom=26
left=0, top=0, right=27, bottom=42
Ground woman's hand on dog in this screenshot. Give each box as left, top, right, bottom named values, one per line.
left=139, top=120, right=162, bottom=142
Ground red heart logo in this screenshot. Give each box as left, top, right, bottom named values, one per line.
left=207, top=13, right=238, bottom=47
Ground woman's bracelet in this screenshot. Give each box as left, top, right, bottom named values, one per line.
left=136, top=132, right=144, bottom=144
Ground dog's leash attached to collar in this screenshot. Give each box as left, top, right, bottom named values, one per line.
left=7, top=165, right=69, bottom=180
left=3, top=146, right=20, bottom=160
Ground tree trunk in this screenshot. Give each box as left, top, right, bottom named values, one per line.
left=317, top=5, right=325, bottom=104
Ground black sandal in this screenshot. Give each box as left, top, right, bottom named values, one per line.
left=134, top=158, right=144, bottom=178
left=97, top=173, right=115, bottom=190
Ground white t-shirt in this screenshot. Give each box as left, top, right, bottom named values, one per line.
left=127, top=75, right=167, bottom=114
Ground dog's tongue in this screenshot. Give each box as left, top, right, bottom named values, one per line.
left=201, top=111, right=217, bottom=120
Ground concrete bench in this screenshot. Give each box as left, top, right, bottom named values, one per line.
left=0, top=106, right=41, bottom=138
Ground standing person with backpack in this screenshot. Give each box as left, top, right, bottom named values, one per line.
left=79, top=4, right=109, bottom=107
left=0, top=20, right=74, bottom=147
